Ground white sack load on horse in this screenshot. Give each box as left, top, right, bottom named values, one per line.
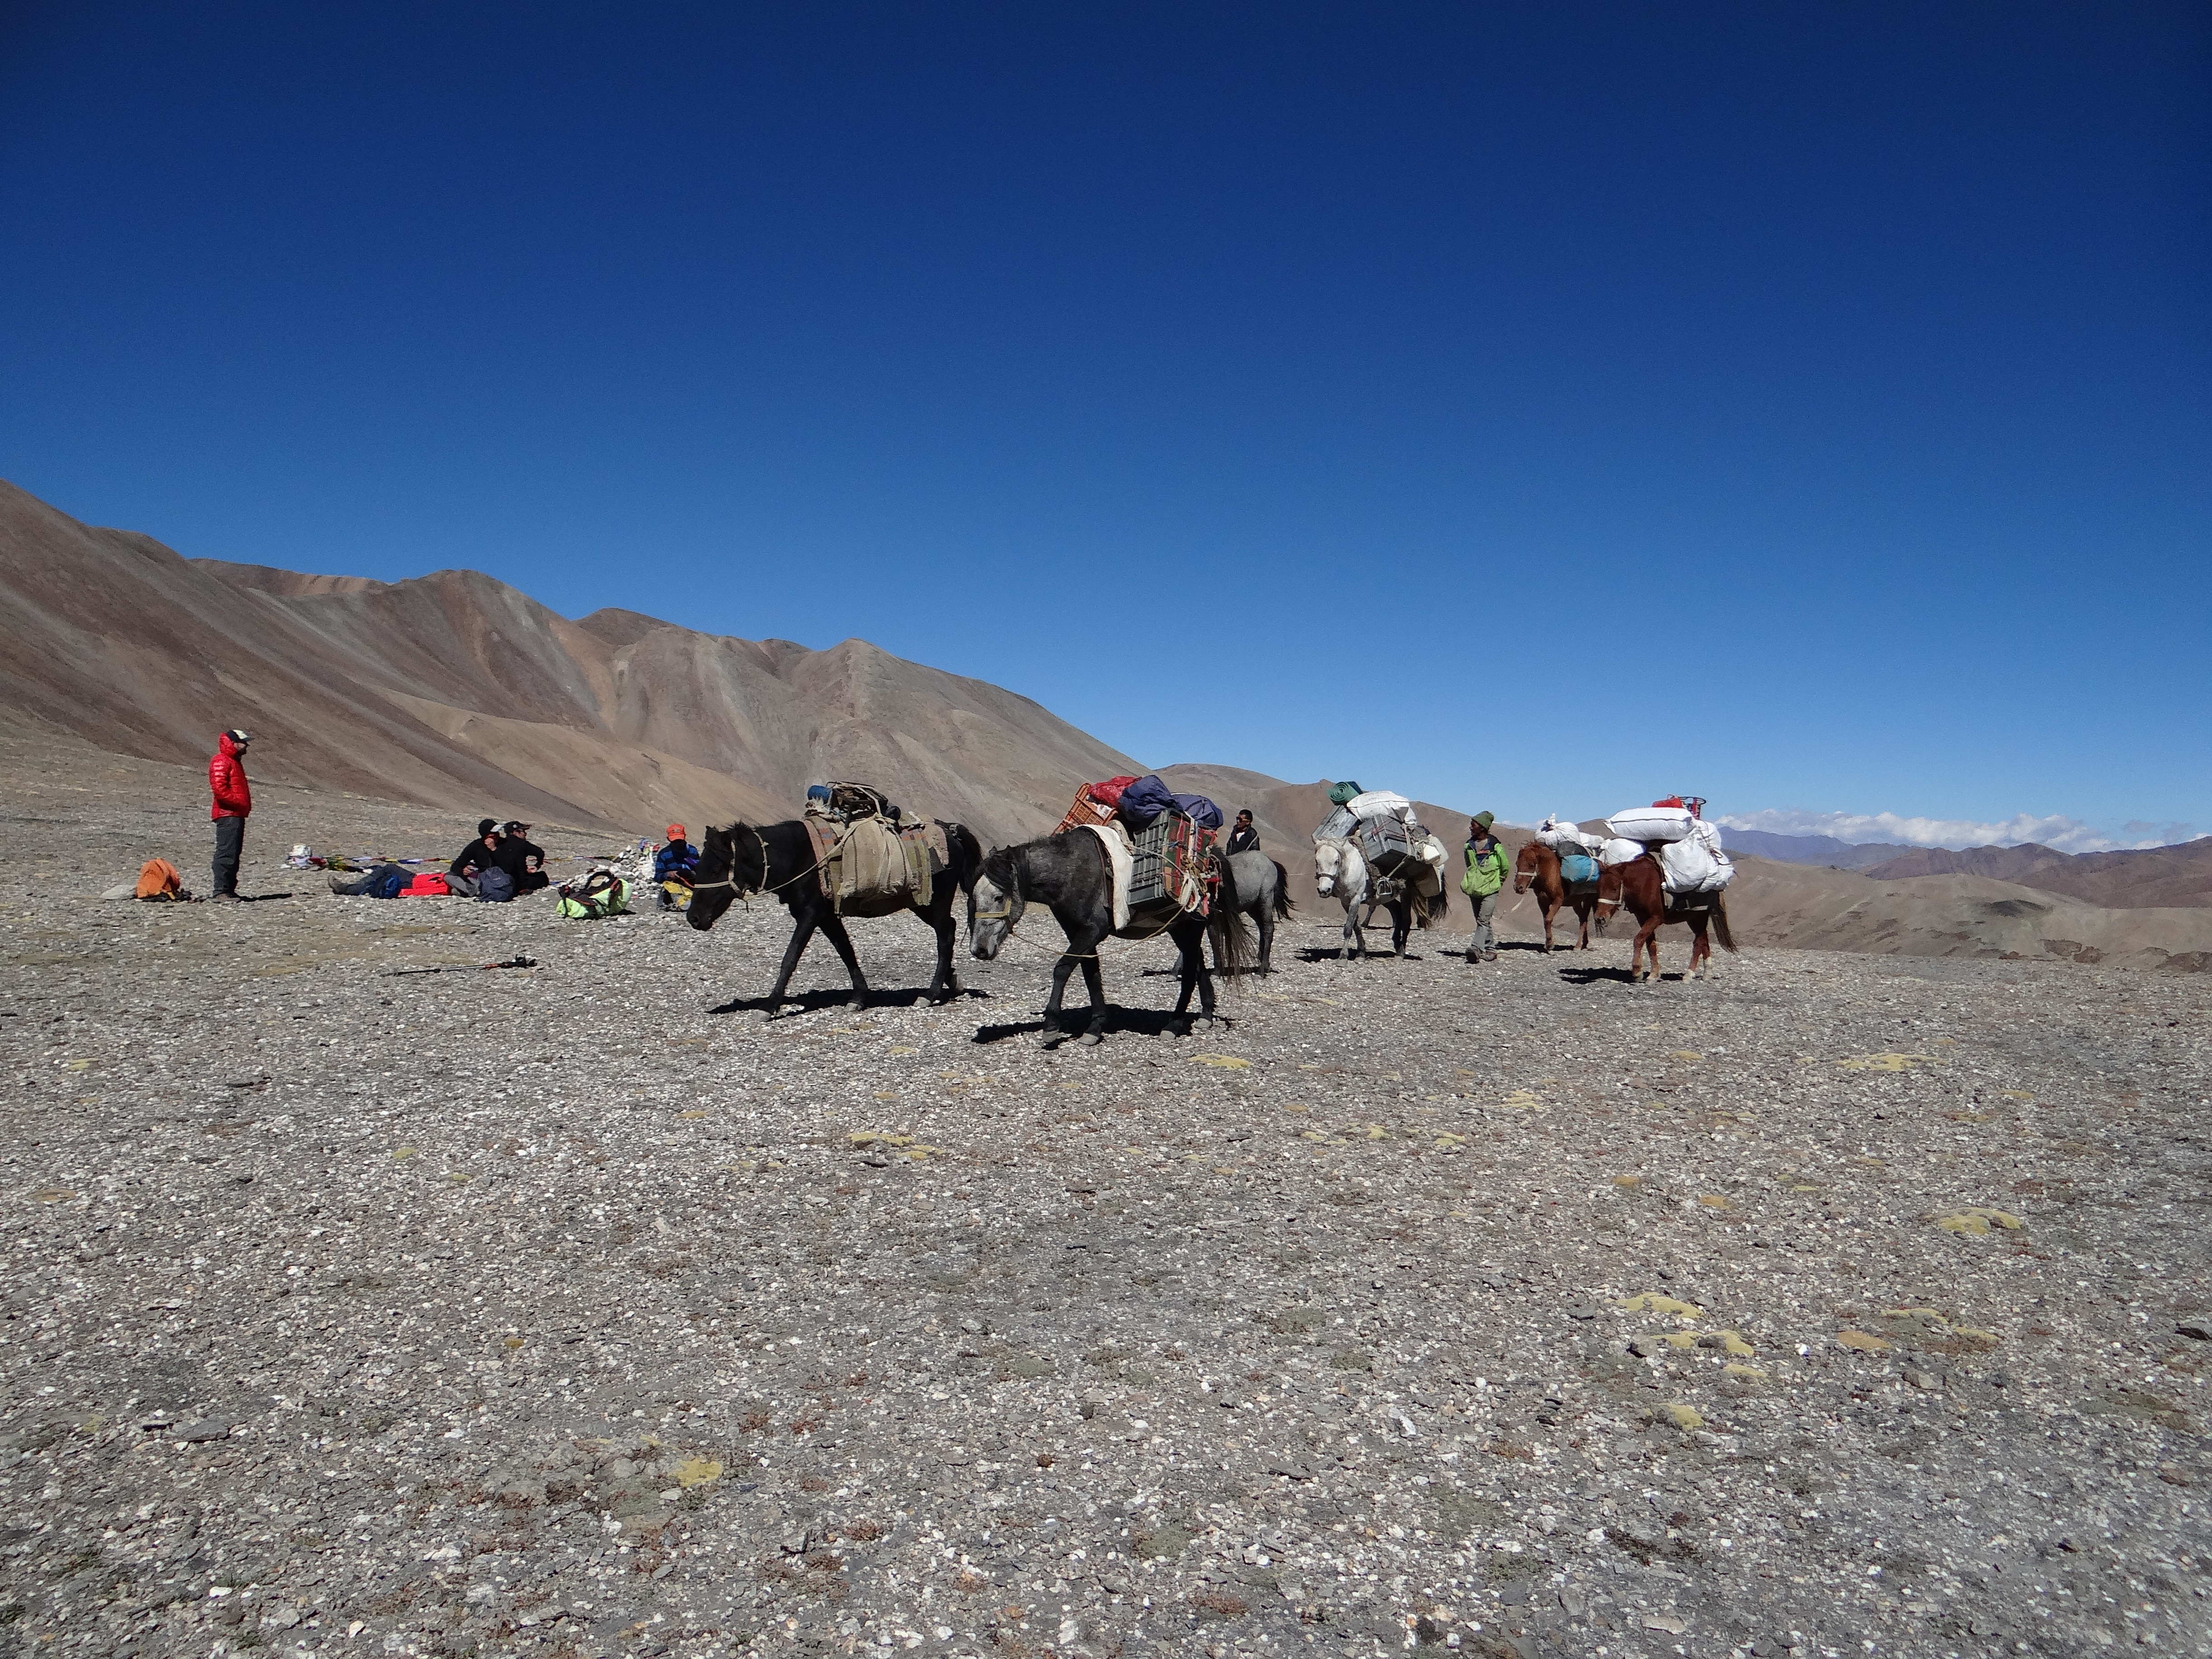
left=1598, top=836, right=1646, bottom=867
left=1657, top=817, right=1734, bottom=896
left=1536, top=813, right=1603, bottom=854
left=1606, top=804, right=1697, bottom=844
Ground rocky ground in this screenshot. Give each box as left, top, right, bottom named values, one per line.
left=2, top=789, right=2209, bottom=1659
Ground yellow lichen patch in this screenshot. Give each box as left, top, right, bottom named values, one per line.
left=678, top=1110, right=708, bottom=1120
left=1652, top=1332, right=1696, bottom=1350
left=1298, top=1129, right=1328, bottom=1142
left=1361, top=1124, right=1390, bottom=1140
left=1497, top=1090, right=1542, bottom=1111
left=887, top=1045, right=919, bottom=1056
left=1434, top=1132, right=1469, bottom=1148
left=1723, top=1364, right=1769, bottom=1380
left=1718, top=1332, right=1756, bottom=1357
left=897, top=1146, right=942, bottom=1162
left=672, top=1455, right=723, bottom=1488
left=30, top=1189, right=75, bottom=1204
left=61, top=1058, right=93, bottom=1072
left=1611, top=1174, right=1643, bottom=1188
left=1837, top=1331, right=1892, bottom=1352
left=1697, top=1194, right=1730, bottom=1209
left=1190, top=1054, right=1251, bottom=1069
left=1283, top=1102, right=1310, bottom=1113
left=1936, top=1208, right=2023, bottom=1235
left=1669, top=1051, right=1704, bottom=1063
left=849, top=1129, right=915, bottom=1147
left=2001, top=1090, right=2034, bottom=1100
left=1953, top=1327, right=2001, bottom=1347
left=443, top=1171, right=472, bottom=1183
left=1659, top=1402, right=1703, bottom=1430
left=1789, top=1183, right=1823, bottom=1193
left=502, top=1336, right=525, bottom=1350
left=1835, top=1053, right=1940, bottom=1072
left=393, top=1146, right=417, bottom=1159
left=1618, top=1293, right=1703, bottom=1321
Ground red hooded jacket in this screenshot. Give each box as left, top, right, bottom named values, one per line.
left=209, top=732, right=253, bottom=820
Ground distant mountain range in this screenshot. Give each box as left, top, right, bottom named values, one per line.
left=1725, top=827, right=2212, bottom=909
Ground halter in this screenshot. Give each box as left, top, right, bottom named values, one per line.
left=690, top=825, right=818, bottom=900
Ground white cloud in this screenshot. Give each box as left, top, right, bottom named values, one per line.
left=1715, top=807, right=2200, bottom=855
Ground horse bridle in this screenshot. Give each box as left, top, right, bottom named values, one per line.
left=689, top=825, right=802, bottom=900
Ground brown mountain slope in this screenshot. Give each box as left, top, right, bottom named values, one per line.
left=0, top=477, right=1136, bottom=842
left=1861, top=839, right=2212, bottom=909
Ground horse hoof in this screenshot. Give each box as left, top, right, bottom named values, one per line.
left=1077, top=1031, right=1105, bottom=1047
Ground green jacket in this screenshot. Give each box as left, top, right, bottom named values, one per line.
left=1461, top=838, right=1509, bottom=898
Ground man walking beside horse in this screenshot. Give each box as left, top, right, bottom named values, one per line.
left=1460, top=811, right=1509, bottom=963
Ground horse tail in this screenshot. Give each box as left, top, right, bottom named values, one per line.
left=945, top=822, right=985, bottom=897
left=1269, top=858, right=1296, bottom=919
left=1711, top=894, right=1737, bottom=953
left=1208, top=852, right=1256, bottom=980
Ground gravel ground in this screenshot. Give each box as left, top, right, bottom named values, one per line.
left=3, top=791, right=2209, bottom=1659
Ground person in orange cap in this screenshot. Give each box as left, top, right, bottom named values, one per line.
left=652, top=822, right=700, bottom=908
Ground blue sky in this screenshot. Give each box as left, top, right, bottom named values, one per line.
left=3, top=4, right=2207, bottom=848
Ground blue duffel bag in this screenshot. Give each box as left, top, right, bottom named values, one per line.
left=1170, top=793, right=1223, bottom=831
left=1560, top=853, right=1600, bottom=887
left=1116, top=774, right=1175, bottom=829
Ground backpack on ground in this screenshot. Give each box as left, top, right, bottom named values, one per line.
left=475, top=866, right=517, bottom=904
left=135, top=858, right=184, bottom=900
left=557, top=869, right=628, bottom=919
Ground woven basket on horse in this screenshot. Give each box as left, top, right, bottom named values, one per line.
left=1050, top=776, right=1139, bottom=836
left=1125, top=811, right=1220, bottom=930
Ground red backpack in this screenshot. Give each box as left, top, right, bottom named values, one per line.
left=401, top=872, right=451, bottom=898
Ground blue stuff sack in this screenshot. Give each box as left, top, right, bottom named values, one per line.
left=1560, top=853, right=1599, bottom=887
left=1115, top=774, right=1174, bottom=830
left=1169, top=793, right=1223, bottom=831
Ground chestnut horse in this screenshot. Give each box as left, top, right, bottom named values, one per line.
left=1514, top=841, right=1603, bottom=952
left=1596, top=853, right=1736, bottom=982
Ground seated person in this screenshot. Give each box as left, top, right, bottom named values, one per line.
left=494, top=820, right=549, bottom=894
left=447, top=818, right=501, bottom=898
left=653, top=822, right=701, bottom=909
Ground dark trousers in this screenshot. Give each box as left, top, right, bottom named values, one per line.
left=212, top=815, right=246, bottom=897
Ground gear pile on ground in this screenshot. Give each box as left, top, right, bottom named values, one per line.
left=1, top=786, right=2207, bottom=1659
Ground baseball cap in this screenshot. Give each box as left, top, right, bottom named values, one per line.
left=666, top=823, right=687, bottom=840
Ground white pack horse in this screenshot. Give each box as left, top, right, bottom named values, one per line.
left=1313, top=837, right=1431, bottom=959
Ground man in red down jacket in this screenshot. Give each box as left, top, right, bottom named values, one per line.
left=207, top=728, right=253, bottom=902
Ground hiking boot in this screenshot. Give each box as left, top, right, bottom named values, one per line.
left=1483, top=949, right=1499, bottom=962
left=328, top=874, right=350, bottom=894
left=211, top=891, right=241, bottom=904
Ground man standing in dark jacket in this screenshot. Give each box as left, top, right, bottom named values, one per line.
left=1225, top=811, right=1259, bottom=857
left=207, top=729, right=253, bottom=902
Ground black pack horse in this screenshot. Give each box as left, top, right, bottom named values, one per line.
left=687, top=820, right=984, bottom=1010
left=968, top=829, right=1253, bottom=1045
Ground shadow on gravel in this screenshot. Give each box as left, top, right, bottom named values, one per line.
left=1289, top=947, right=1426, bottom=963
left=1557, top=965, right=1691, bottom=986
left=709, top=986, right=993, bottom=1018
left=970, top=1007, right=1228, bottom=1046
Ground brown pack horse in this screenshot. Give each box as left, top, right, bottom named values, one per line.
left=1596, top=853, right=1737, bottom=981
left=1514, top=840, right=1603, bottom=952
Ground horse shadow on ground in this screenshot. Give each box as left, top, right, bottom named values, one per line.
left=970, top=1007, right=1232, bottom=1047
left=1289, top=947, right=1428, bottom=964
left=710, top=986, right=992, bottom=1019
left=1556, top=965, right=1691, bottom=987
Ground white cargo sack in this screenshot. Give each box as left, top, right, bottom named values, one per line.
left=1347, top=790, right=1414, bottom=821
left=1658, top=833, right=1735, bottom=895
left=1607, top=805, right=1695, bottom=844
left=1537, top=814, right=1601, bottom=853
left=1598, top=837, right=1645, bottom=867
left=1411, top=834, right=1447, bottom=899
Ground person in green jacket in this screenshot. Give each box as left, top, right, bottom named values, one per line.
left=1461, top=811, right=1510, bottom=963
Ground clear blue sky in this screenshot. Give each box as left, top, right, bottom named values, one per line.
left=3, top=4, right=2207, bottom=848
